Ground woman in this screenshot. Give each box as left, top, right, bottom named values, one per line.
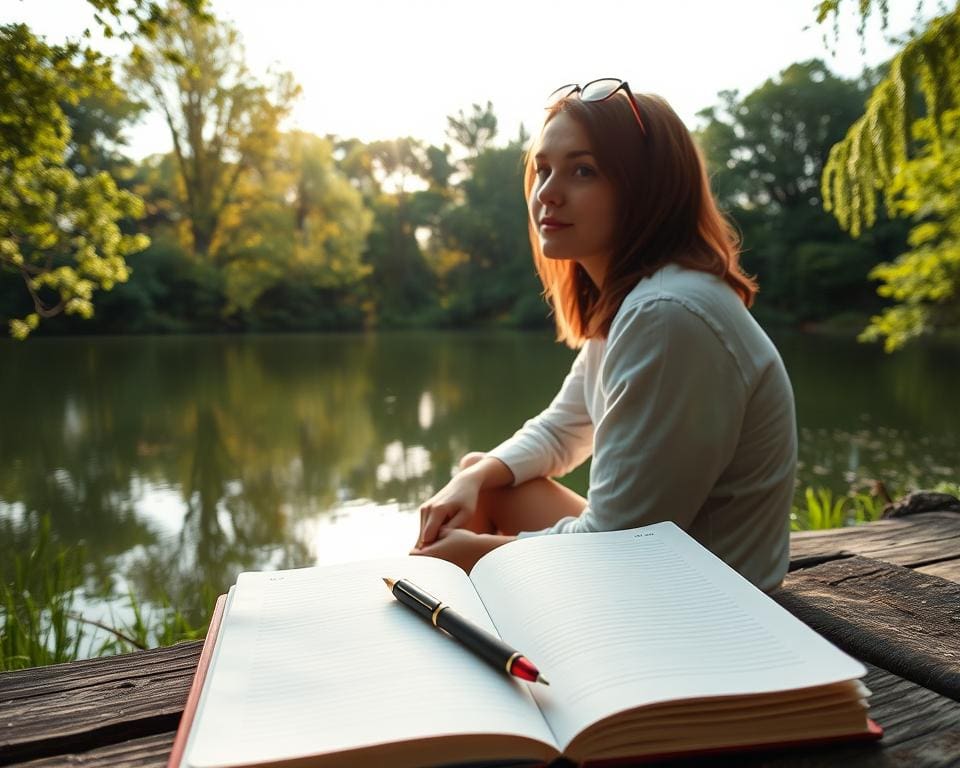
left=412, top=80, right=796, bottom=592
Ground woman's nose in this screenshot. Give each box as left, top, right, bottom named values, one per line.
left=536, top=175, right=562, bottom=207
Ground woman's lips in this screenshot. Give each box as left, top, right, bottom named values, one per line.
left=540, top=219, right=571, bottom=232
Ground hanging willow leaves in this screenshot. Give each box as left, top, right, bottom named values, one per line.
left=816, top=2, right=960, bottom=350
left=858, top=109, right=960, bottom=350
left=822, top=9, right=960, bottom=234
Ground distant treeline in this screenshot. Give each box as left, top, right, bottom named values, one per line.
left=1, top=11, right=908, bottom=336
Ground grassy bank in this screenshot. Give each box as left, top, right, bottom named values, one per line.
left=4, top=483, right=959, bottom=671
left=1, top=518, right=204, bottom=671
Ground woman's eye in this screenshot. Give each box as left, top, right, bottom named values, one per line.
left=574, top=165, right=597, bottom=178
left=535, top=165, right=550, bottom=178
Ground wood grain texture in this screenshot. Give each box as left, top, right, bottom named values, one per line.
left=0, top=642, right=201, bottom=766
left=10, top=664, right=960, bottom=768
left=10, top=733, right=174, bottom=768
left=916, top=559, right=960, bottom=583
left=788, top=511, right=960, bottom=570
left=3, top=513, right=960, bottom=768
left=774, top=556, right=960, bottom=702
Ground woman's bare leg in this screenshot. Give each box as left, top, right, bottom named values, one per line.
left=457, top=452, right=587, bottom=536
left=475, top=477, right=587, bottom=535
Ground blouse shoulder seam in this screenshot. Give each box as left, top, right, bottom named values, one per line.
left=613, top=293, right=750, bottom=389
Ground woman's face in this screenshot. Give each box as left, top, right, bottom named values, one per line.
left=529, top=111, right=617, bottom=285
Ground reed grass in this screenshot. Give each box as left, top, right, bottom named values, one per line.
left=5, top=483, right=958, bottom=669
left=1, top=517, right=83, bottom=670
left=1, top=518, right=203, bottom=671
left=790, top=481, right=960, bottom=531
left=933, top=481, right=960, bottom=498
left=790, top=486, right=887, bottom=531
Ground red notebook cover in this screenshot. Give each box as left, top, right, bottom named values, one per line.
left=166, top=593, right=228, bottom=768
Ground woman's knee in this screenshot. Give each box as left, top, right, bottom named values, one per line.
left=478, top=477, right=586, bottom=536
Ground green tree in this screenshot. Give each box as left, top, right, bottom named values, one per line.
left=817, top=0, right=960, bottom=348
left=355, top=138, right=440, bottom=324
left=367, top=138, right=428, bottom=195
left=126, top=6, right=299, bottom=258
left=217, top=131, right=373, bottom=320
left=76, top=151, right=228, bottom=334
left=855, top=111, right=960, bottom=349
left=81, top=0, right=209, bottom=39
left=423, top=143, right=456, bottom=191
left=0, top=24, right=149, bottom=339
left=446, top=101, right=498, bottom=159
left=696, top=60, right=905, bottom=322
left=697, top=62, right=873, bottom=211
left=362, top=195, right=437, bottom=325
left=433, top=138, right=541, bottom=325
left=61, top=78, right=145, bottom=179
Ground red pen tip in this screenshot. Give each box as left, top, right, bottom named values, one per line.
left=509, top=655, right=547, bottom=684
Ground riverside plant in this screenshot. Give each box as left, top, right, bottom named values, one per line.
left=4, top=485, right=954, bottom=669
left=790, top=486, right=887, bottom=532
left=1, top=518, right=203, bottom=671
left=1, top=517, right=83, bottom=670
left=790, top=480, right=960, bottom=532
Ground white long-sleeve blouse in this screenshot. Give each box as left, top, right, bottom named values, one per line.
left=487, top=263, right=797, bottom=592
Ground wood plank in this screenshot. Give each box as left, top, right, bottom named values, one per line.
left=0, top=642, right=200, bottom=766
left=859, top=661, right=960, bottom=757
left=10, top=732, right=174, bottom=768
left=10, top=664, right=960, bottom=768
left=3, top=513, right=959, bottom=767
left=917, top=560, right=960, bottom=582
left=0, top=641, right=200, bottom=702
left=788, top=511, right=960, bottom=569
left=774, top=556, right=960, bottom=702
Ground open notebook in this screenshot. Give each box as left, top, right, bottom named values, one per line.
left=169, top=522, right=881, bottom=768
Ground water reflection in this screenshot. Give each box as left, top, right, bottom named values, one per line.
left=775, top=331, right=960, bottom=493
left=0, top=331, right=958, bottom=647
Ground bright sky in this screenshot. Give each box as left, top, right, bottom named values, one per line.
left=8, top=0, right=926, bottom=159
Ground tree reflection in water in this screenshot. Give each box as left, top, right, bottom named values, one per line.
left=1, top=331, right=958, bottom=653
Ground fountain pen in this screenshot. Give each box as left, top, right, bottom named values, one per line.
left=382, top=577, right=549, bottom=685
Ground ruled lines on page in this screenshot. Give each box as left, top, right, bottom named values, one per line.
left=186, top=556, right=555, bottom=768
left=470, top=523, right=866, bottom=751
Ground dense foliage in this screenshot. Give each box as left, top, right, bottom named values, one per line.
left=818, top=0, right=960, bottom=349
left=9, top=1, right=958, bottom=343
left=696, top=60, right=908, bottom=326
left=0, top=24, right=149, bottom=339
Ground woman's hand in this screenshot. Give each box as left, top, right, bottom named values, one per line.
left=416, top=453, right=515, bottom=548
left=411, top=530, right=514, bottom=572
left=417, top=470, right=483, bottom=548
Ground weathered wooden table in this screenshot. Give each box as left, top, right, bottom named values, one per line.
left=2, top=508, right=959, bottom=767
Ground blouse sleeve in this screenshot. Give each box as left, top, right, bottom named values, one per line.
left=486, top=345, right=595, bottom=485
left=524, top=297, right=748, bottom=536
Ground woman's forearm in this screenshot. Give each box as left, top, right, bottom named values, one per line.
left=461, top=455, right=515, bottom=490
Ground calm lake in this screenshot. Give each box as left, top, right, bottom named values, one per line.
left=2, top=331, right=959, bottom=649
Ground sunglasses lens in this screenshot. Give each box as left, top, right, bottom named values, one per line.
left=580, top=79, right=622, bottom=102
left=546, top=84, right=578, bottom=107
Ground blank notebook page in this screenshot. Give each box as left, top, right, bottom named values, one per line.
left=470, top=522, right=866, bottom=751
left=185, top=556, right=554, bottom=768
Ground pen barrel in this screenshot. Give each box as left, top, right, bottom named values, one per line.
left=391, top=579, right=442, bottom=622
left=435, top=608, right=519, bottom=674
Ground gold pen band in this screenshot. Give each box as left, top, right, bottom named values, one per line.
left=431, top=603, right=448, bottom=626
left=505, top=651, right=522, bottom=674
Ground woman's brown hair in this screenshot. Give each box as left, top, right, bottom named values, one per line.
left=524, top=92, right=757, bottom=348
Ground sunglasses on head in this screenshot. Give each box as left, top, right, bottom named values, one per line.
left=546, top=78, right=647, bottom=136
